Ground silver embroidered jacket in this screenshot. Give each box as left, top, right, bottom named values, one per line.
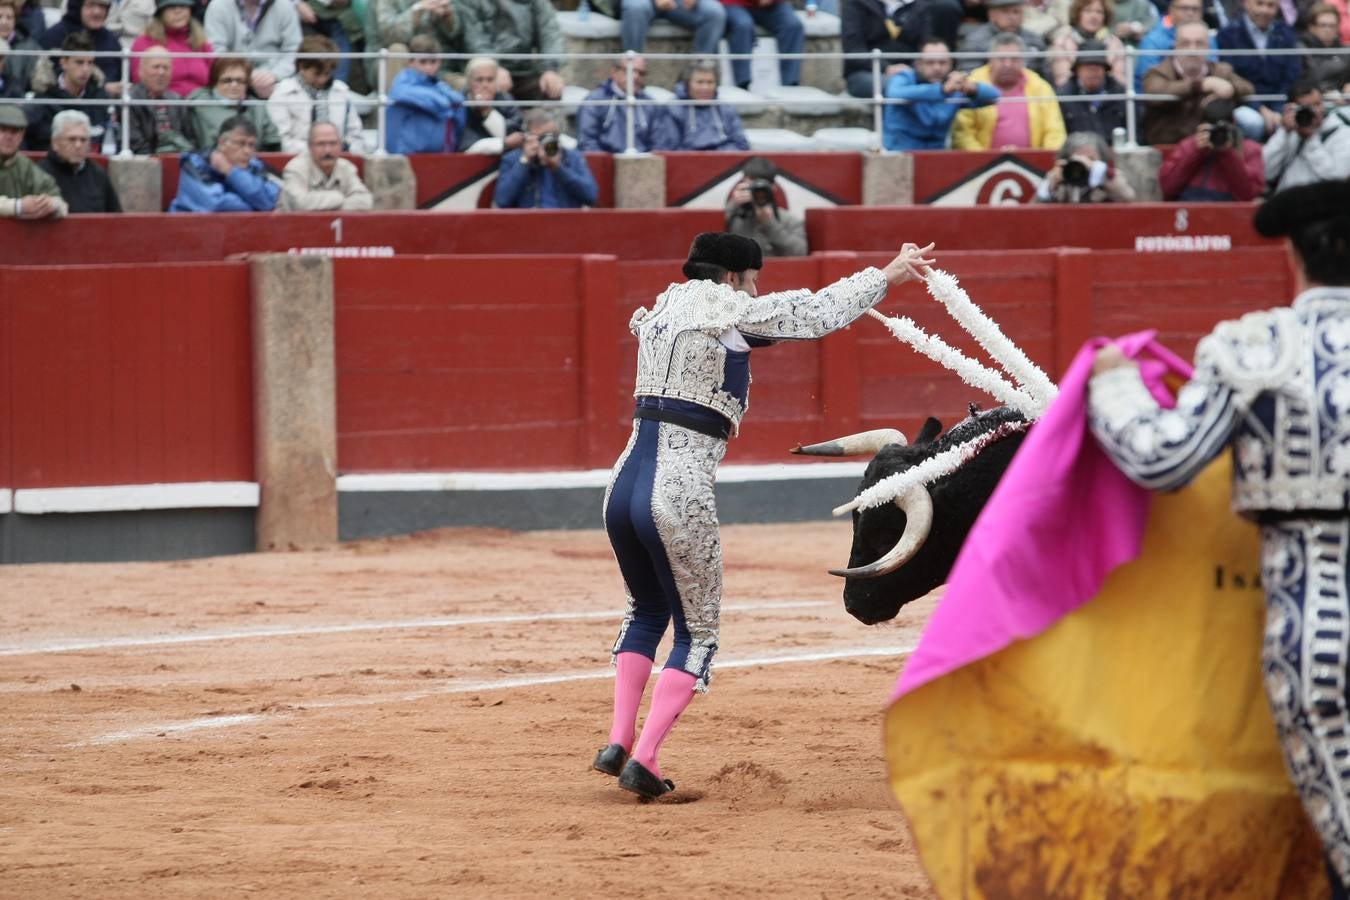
left=629, top=268, right=890, bottom=434
left=1088, top=287, right=1350, bottom=515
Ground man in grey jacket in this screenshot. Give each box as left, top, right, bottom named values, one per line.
left=204, top=0, right=302, bottom=98
left=722, top=157, right=808, bottom=258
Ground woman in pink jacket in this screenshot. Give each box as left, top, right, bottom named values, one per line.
left=130, top=0, right=215, bottom=98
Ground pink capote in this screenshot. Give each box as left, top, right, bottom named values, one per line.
left=892, top=332, right=1193, bottom=702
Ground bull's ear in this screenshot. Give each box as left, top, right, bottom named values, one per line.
left=917, top=417, right=942, bottom=445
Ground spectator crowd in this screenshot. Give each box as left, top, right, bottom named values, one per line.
left=0, top=0, right=1347, bottom=216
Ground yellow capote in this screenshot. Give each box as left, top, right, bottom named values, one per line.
left=885, top=456, right=1329, bottom=899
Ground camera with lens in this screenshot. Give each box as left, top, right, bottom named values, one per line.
left=1061, top=157, right=1090, bottom=188
left=1294, top=104, right=1317, bottom=129
left=540, top=133, right=561, bottom=158
left=749, top=178, right=775, bottom=207
left=1208, top=121, right=1236, bottom=148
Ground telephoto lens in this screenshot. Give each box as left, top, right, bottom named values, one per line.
left=1294, top=104, right=1316, bottom=129
left=541, top=133, right=561, bottom=157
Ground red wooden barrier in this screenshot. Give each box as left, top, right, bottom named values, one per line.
left=0, top=263, right=254, bottom=489
left=0, top=209, right=726, bottom=265
left=659, top=152, right=863, bottom=207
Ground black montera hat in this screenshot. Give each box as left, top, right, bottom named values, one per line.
left=1254, top=179, right=1350, bottom=238
left=684, top=232, right=763, bottom=274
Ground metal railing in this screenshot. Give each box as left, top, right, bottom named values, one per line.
left=4, top=44, right=1345, bottom=155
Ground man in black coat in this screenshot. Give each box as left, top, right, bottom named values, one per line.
left=1057, top=39, right=1127, bottom=144
left=39, top=0, right=124, bottom=92
left=25, top=31, right=109, bottom=151
left=842, top=0, right=964, bottom=97
left=38, top=108, right=121, bottom=213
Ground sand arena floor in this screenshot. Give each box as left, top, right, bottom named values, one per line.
left=0, top=522, right=939, bottom=899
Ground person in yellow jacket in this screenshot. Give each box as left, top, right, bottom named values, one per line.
left=952, top=32, right=1067, bottom=150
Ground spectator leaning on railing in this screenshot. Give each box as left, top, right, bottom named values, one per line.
left=130, top=0, right=216, bottom=98
left=1134, top=0, right=1213, bottom=91
left=40, top=0, right=124, bottom=93
left=1057, top=38, right=1127, bottom=142
left=281, top=120, right=372, bottom=209
left=841, top=0, right=964, bottom=98
left=170, top=115, right=281, bottom=211
left=1035, top=130, right=1136, bottom=200
left=577, top=55, right=670, bottom=153
left=0, top=103, right=66, bottom=218
left=882, top=37, right=999, bottom=149
left=1262, top=79, right=1350, bottom=190
left=1141, top=19, right=1252, bottom=143
left=38, top=108, right=120, bottom=212
left=494, top=106, right=598, bottom=209
left=1217, top=0, right=1303, bottom=138
left=187, top=56, right=282, bottom=151
left=128, top=45, right=198, bottom=152
left=954, top=32, right=1067, bottom=148
left=267, top=33, right=366, bottom=153
left=457, top=0, right=564, bottom=101
left=0, top=0, right=40, bottom=94
left=204, top=0, right=302, bottom=99
left=386, top=33, right=465, bottom=153
left=667, top=59, right=749, bottom=151
left=26, top=32, right=110, bottom=152
left=1158, top=98, right=1265, bottom=200
left=1300, top=3, right=1349, bottom=90
left=458, top=56, right=523, bottom=153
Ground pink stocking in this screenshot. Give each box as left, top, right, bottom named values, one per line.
left=607, top=652, right=654, bottom=751
left=631, top=668, right=698, bottom=778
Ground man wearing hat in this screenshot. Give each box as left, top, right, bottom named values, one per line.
left=1056, top=38, right=1127, bottom=144
left=958, top=0, right=1051, bottom=78
left=0, top=103, right=68, bottom=218
left=1088, top=178, right=1350, bottom=898
left=592, top=231, right=936, bottom=801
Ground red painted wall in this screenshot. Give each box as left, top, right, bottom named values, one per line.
left=660, top=152, right=863, bottom=206
left=0, top=263, right=254, bottom=489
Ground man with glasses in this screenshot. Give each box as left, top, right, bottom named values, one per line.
left=38, top=109, right=120, bottom=213
left=576, top=54, right=670, bottom=153
left=1136, top=0, right=1214, bottom=90
left=267, top=33, right=368, bottom=154
left=170, top=116, right=282, bottom=212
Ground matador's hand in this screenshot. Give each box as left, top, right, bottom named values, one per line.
left=1091, top=344, right=1136, bottom=376
left=882, top=242, right=936, bottom=287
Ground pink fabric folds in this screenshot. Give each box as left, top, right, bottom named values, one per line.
left=892, top=332, right=1194, bottom=701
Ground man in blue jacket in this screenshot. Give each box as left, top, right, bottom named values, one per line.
left=883, top=38, right=999, bottom=150
left=387, top=33, right=466, bottom=153
left=494, top=107, right=598, bottom=208
left=1217, top=0, right=1302, bottom=138
left=576, top=55, right=669, bottom=154
left=169, top=117, right=281, bottom=212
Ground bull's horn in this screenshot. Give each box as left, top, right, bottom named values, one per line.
left=792, top=428, right=907, bottom=457
left=827, top=486, right=934, bottom=579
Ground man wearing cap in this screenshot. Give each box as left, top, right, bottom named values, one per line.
left=591, top=232, right=936, bottom=801
left=0, top=103, right=68, bottom=218
left=958, top=0, right=1050, bottom=78
left=1088, top=178, right=1350, bottom=899
left=1056, top=38, right=1126, bottom=143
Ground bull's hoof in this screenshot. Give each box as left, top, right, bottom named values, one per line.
left=618, top=759, right=675, bottom=801
left=592, top=743, right=628, bottom=777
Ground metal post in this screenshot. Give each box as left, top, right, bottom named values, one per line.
left=119, top=46, right=131, bottom=156
left=871, top=48, right=883, bottom=148
left=1123, top=46, right=1137, bottom=147
left=623, top=50, right=637, bottom=155
left=376, top=48, right=388, bottom=156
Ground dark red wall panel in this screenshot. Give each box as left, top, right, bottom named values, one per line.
left=4, top=263, right=253, bottom=488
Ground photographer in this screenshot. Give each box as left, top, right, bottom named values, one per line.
left=494, top=107, right=598, bottom=209
left=1262, top=81, right=1350, bottom=193
left=723, top=157, right=808, bottom=258
left=1035, top=131, right=1136, bottom=203
left=1158, top=98, right=1264, bottom=201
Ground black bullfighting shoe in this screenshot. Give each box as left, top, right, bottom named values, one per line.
left=617, top=759, right=675, bottom=801
left=592, top=743, right=628, bottom=777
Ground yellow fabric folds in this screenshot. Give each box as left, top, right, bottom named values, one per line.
left=885, top=457, right=1328, bottom=898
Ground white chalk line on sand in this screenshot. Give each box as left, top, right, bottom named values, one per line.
left=81, top=644, right=917, bottom=746
left=0, top=600, right=833, bottom=658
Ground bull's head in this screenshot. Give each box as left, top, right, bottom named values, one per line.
left=795, top=405, right=1028, bottom=624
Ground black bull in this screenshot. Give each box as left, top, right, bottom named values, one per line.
left=797, top=406, right=1029, bottom=625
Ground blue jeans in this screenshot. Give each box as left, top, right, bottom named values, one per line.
left=725, top=1, right=804, bottom=87
left=620, top=0, right=727, bottom=54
